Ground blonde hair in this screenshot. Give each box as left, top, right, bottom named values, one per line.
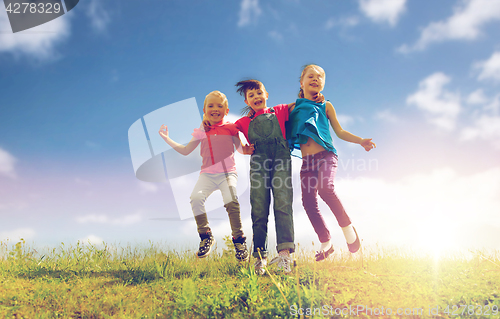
left=298, top=64, right=326, bottom=98
left=204, top=91, right=228, bottom=109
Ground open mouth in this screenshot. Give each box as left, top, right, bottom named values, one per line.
left=254, top=100, right=262, bottom=107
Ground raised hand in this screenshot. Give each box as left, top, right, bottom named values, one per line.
left=360, top=138, right=376, bottom=152
left=159, top=124, right=169, bottom=139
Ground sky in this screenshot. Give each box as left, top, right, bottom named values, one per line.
left=1, top=0, right=499, bottom=257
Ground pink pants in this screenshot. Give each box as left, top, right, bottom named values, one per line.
left=300, top=150, right=351, bottom=243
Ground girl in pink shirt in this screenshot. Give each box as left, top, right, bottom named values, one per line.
left=159, top=91, right=254, bottom=260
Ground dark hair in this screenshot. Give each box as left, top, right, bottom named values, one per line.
left=235, top=79, right=264, bottom=97
left=235, top=79, right=265, bottom=116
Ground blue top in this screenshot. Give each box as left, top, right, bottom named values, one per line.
left=286, top=98, right=337, bottom=158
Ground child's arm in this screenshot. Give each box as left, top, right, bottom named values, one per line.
left=233, top=135, right=255, bottom=155
left=159, top=124, right=201, bottom=156
left=325, top=102, right=376, bottom=152
left=288, top=93, right=325, bottom=113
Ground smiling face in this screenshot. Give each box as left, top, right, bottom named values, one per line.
left=300, top=65, right=325, bottom=97
left=203, top=92, right=229, bottom=125
left=244, top=85, right=269, bottom=112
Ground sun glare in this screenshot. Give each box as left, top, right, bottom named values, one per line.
left=416, top=222, right=459, bottom=261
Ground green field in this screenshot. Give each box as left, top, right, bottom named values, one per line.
left=1, top=238, right=499, bottom=318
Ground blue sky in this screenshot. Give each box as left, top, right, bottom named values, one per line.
left=1, top=0, right=499, bottom=256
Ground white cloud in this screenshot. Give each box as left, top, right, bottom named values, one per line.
left=325, top=16, right=360, bottom=30
left=76, top=213, right=143, bottom=226
left=86, top=0, right=111, bottom=32
left=337, top=114, right=355, bottom=127
left=375, top=109, right=399, bottom=123
left=359, top=0, right=406, bottom=26
left=268, top=30, right=283, bottom=43
left=0, top=228, right=36, bottom=241
left=238, top=0, right=261, bottom=27
left=461, top=114, right=500, bottom=146
left=335, top=167, right=500, bottom=250
left=325, top=18, right=336, bottom=30
left=406, top=72, right=462, bottom=131
left=138, top=181, right=158, bottom=193
left=0, top=7, right=70, bottom=61
left=398, top=0, right=500, bottom=53
left=78, top=234, right=104, bottom=246
left=461, top=94, right=500, bottom=147
left=76, top=214, right=108, bottom=224
left=474, top=51, right=500, bottom=83
left=467, top=89, right=488, bottom=104
left=184, top=160, right=500, bottom=252
left=0, top=147, right=17, bottom=179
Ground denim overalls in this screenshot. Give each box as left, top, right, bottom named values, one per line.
left=248, top=108, right=295, bottom=258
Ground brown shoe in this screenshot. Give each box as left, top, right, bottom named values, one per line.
left=315, top=245, right=334, bottom=261
left=347, top=227, right=360, bottom=253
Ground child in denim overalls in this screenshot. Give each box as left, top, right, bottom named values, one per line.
left=234, top=80, right=295, bottom=274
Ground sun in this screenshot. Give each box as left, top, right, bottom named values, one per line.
left=416, top=221, right=459, bottom=261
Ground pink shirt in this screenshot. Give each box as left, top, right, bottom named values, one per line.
left=192, top=121, right=239, bottom=174
left=235, top=104, right=289, bottom=141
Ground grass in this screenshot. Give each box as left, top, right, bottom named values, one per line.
left=0, top=238, right=499, bottom=318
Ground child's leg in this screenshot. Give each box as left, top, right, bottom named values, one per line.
left=271, top=148, right=294, bottom=254
left=316, top=152, right=351, bottom=228
left=316, top=152, right=359, bottom=251
left=190, top=174, right=218, bottom=234
left=250, top=153, right=272, bottom=259
left=218, top=172, right=244, bottom=239
left=300, top=152, right=332, bottom=244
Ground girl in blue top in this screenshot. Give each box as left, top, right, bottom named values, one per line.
left=287, top=64, right=376, bottom=261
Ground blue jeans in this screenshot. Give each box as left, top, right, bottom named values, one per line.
left=250, top=138, right=295, bottom=258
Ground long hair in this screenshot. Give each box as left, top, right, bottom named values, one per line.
left=235, top=79, right=265, bottom=116
left=298, top=64, right=325, bottom=98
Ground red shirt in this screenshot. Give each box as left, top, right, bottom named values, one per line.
left=235, top=104, right=289, bottom=141
left=192, top=121, right=239, bottom=174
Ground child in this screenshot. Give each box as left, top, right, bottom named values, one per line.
left=286, top=65, right=376, bottom=261
left=233, top=80, right=296, bottom=274
left=159, top=91, right=254, bottom=261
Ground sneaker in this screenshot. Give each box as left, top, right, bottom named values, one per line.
left=269, top=255, right=292, bottom=273
left=232, top=237, right=249, bottom=261
left=197, top=232, right=215, bottom=258
left=254, top=258, right=267, bottom=275
left=347, top=227, right=360, bottom=253
left=315, top=245, right=334, bottom=262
